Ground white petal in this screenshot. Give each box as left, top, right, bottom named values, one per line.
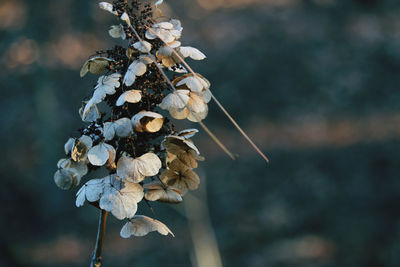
left=117, top=153, right=162, bottom=183
left=170, top=19, right=183, bottom=33
left=116, top=90, right=142, bottom=106
left=117, top=156, right=145, bottom=182
left=159, top=90, right=190, bottom=110
left=200, top=89, right=212, bottom=103
left=133, top=41, right=152, bottom=53
left=75, top=177, right=107, bottom=207
left=103, top=122, right=115, bottom=141
left=99, top=177, right=144, bottom=220
left=96, top=73, right=121, bottom=95
left=79, top=135, right=93, bottom=149
left=80, top=103, right=100, bottom=122
left=54, top=169, right=79, bottom=190
left=156, top=22, right=173, bottom=30
left=155, top=0, right=164, bottom=6
left=99, top=2, right=118, bottom=15
left=113, top=117, right=133, bottom=137
left=64, top=138, right=75, bottom=155
left=178, top=128, right=199, bottom=139
left=145, top=29, right=157, bottom=40
left=138, top=55, right=154, bottom=65
left=57, top=158, right=88, bottom=178
left=179, top=46, right=206, bottom=60
left=169, top=41, right=181, bottom=48
left=88, top=143, right=111, bottom=166
left=138, top=153, right=162, bottom=177
left=120, top=12, right=131, bottom=26
left=120, top=215, right=174, bottom=238
left=109, top=24, right=126, bottom=39
left=176, top=76, right=204, bottom=92
left=123, top=61, right=147, bottom=86
left=187, top=93, right=207, bottom=113
left=187, top=103, right=208, bottom=122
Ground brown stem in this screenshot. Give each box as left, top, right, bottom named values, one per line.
left=90, top=209, right=109, bottom=267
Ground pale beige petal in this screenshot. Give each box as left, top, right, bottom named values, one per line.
left=120, top=215, right=174, bottom=238
left=116, top=90, right=142, bottom=106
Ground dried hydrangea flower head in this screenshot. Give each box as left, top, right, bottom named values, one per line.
left=54, top=1, right=268, bottom=265
left=53, top=0, right=215, bottom=265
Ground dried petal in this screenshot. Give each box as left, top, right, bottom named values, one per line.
left=103, top=122, right=115, bottom=141
left=100, top=178, right=143, bottom=219
left=123, top=61, right=147, bottom=86
left=179, top=46, right=206, bottom=60
left=99, top=2, right=118, bottom=15
left=88, top=143, right=115, bottom=166
left=144, top=182, right=182, bottom=203
left=120, top=12, right=131, bottom=26
left=71, top=135, right=93, bottom=162
left=117, top=153, right=162, bottom=183
left=64, top=138, right=75, bottom=155
left=80, top=57, right=113, bottom=77
left=133, top=41, right=152, bottom=53
left=159, top=90, right=190, bottom=110
left=116, top=90, right=142, bottom=106
left=113, top=117, right=133, bottom=137
left=120, top=215, right=174, bottom=238
left=131, top=111, right=163, bottom=133
left=109, top=24, right=126, bottom=39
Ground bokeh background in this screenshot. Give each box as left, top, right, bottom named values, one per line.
left=1, top=0, right=400, bottom=266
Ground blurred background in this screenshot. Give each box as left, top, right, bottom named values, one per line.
left=1, top=0, right=400, bottom=266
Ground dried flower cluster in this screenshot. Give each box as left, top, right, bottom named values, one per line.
left=54, top=0, right=210, bottom=240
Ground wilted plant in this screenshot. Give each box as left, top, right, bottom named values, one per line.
left=54, top=0, right=268, bottom=266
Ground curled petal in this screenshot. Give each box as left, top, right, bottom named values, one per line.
left=120, top=215, right=174, bottom=238
left=116, top=90, right=142, bottom=106
left=131, top=111, right=163, bottom=133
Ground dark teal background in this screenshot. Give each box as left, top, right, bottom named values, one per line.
left=1, top=0, right=400, bottom=266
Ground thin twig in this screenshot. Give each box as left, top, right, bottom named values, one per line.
left=90, top=209, right=109, bottom=267
left=145, top=25, right=269, bottom=163
left=128, top=24, right=236, bottom=160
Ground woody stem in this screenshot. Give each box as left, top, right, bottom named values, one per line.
left=90, top=209, right=109, bottom=267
